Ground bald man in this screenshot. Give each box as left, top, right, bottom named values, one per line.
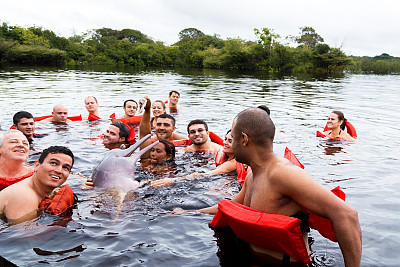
left=42, top=104, right=71, bottom=123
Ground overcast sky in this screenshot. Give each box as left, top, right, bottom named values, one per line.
left=1, top=0, right=399, bottom=57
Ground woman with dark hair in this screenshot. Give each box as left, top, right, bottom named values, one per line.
left=141, top=139, right=176, bottom=174
left=322, top=111, right=355, bottom=141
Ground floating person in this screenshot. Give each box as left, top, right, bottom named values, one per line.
left=151, top=100, right=167, bottom=128
left=318, top=111, right=356, bottom=141
left=151, top=130, right=236, bottom=187
left=84, top=96, right=110, bottom=120
left=0, top=146, right=75, bottom=225
left=102, top=122, right=131, bottom=149
left=0, top=130, right=34, bottom=190
left=139, top=97, right=187, bottom=158
left=119, top=99, right=139, bottom=119
left=184, top=119, right=222, bottom=153
left=141, top=139, right=176, bottom=175
left=41, top=104, right=72, bottom=124
left=174, top=107, right=362, bottom=266
left=166, top=90, right=180, bottom=112
left=12, top=111, right=47, bottom=143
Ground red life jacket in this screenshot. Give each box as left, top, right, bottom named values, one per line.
left=111, top=115, right=143, bottom=125
left=215, top=149, right=226, bottom=166
left=34, top=115, right=82, bottom=121
left=209, top=187, right=345, bottom=264
left=39, top=184, right=76, bottom=215
left=284, top=147, right=304, bottom=169
left=0, top=168, right=34, bottom=190
left=317, top=121, right=357, bottom=139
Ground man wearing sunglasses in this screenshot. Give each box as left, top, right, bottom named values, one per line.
left=184, top=119, right=222, bottom=153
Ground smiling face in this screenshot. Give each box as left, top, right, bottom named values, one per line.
left=222, top=132, right=234, bottom=155
left=188, top=124, right=208, bottom=145
left=123, top=101, right=138, bottom=117
left=15, top=118, right=35, bottom=140
left=155, top=118, right=175, bottom=140
left=152, top=101, right=165, bottom=117
left=85, top=96, right=99, bottom=114
left=102, top=125, right=124, bottom=145
left=52, top=105, right=69, bottom=123
left=149, top=142, right=172, bottom=164
left=34, top=153, right=72, bottom=188
left=327, top=113, right=342, bottom=130
left=0, top=131, right=30, bottom=162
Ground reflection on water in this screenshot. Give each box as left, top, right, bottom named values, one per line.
left=0, top=66, right=399, bottom=266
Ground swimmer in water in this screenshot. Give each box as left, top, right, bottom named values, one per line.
left=118, top=99, right=138, bottom=119
left=151, top=130, right=235, bottom=187
left=151, top=100, right=167, bottom=128
left=102, top=122, right=130, bottom=149
left=184, top=119, right=222, bottom=153
left=84, top=96, right=108, bottom=120
left=12, top=111, right=36, bottom=143
left=41, top=104, right=71, bottom=124
left=0, top=146, right=74, bottom=225
left=0, top=130, right=34, bottom=190
left=175, top=107, right=361, bottom=266
left=166, top=90, right=180, bottom=112
left=141, top=139, right=176, bottom=175
left=322, top=111, right=355, bottom=141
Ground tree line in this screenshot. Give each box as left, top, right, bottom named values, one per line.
left=0, top=22, right=399, bottom=74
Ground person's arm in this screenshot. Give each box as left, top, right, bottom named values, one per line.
left=275, top=166, right=362, bottom=267
left=2, top=190, right=40, bottom=222
left=139, top=97, right=153, bottom=158
left=342, top=132, right=356, bottom=142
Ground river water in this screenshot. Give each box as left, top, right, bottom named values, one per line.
left=0, top=66, right=399, bottom=266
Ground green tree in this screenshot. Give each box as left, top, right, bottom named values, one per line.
left=294, top=26, right=324, bottom=49
left=178, top=28, right=204, bottom=40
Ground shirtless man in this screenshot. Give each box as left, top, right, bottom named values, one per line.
left=139, top=97, right=186, bottom=158
left=184, top=119, right=222, bottom=153
left=84, top=96, right=108, bottom=119
left=120, top=99, right=138, bottom=118
left=167, top=90, right=180, bottom=111
left=42, top=104, right=71, bottom=123
left=0, top=146, right=74, bottom=224
left=13, top=111, right=36, bottom=143
left=180, top=107, right=362, bottom=266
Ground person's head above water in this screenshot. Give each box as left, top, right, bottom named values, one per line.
left=152, top=100, right=166, bottom=118
left=0, top=130, right=30, bottom=162
left=123, top=99, right=138, bottom=117
left=327, top=111, right=346, bottom=130
left=187, top=119, right=209, bottom=146
left=52, top=104, right=69, bottom=123
left=232, top=107, right=275, bottom=164
left=155, top=114, right=176, bottom=140
left=102, top=122, right=130, bottom=145
left=149, top=139, right=175, bottom=164
left=12, top=111, right=35, bottom=142
left=84, top=96, right=99, bottom=115
left=38, top=145, right=75, bottom=170
left=168, top=91, right=180, bottom=108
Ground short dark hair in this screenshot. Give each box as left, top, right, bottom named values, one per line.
left=13, top=111, right=34, bottom=125
left=39, top=146, right=75, bottom=168
left=187, top=119, right=208, bottom=133
left=111, top=122, right=130, bottom=140
left=257, top=105, right=270, bottom=115
left=234, top=108, right=275, bottom=146
left=158, top=114, right=176, bottom=127
left=123, top=99, right=138, bottom=108
left=158, top=139, right=176, bottom=162
left=169, top=90, right=180, bottom=97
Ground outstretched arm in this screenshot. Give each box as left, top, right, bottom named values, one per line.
left=139, top=97, right=153, bottom=158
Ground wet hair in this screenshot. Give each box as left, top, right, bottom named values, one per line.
left=187, top=119, right=208, bottom=133
left=257, top=105, right=271, bottom=115
left=152, top=100, right=166, bottom=112
left=123, top=99, right=138, bottom=108
left=39, top=146, right=75, bottom=168
left=332, top=111, right=347, bottom=130
left=226, top=129, right=231, bottom=135
left=158, top=139, right=176, bottom=162
left=234, top=108, right=275, bottom=146
left=0, top=130, right=27, bottom=148
left=158, top=113, right=176, bottom=127
left=13, top=111, right=34, bottom=125
left=110, top=122, right=130, bottom=140
left=169, top=90, right=180, bottom=97
left=84, top=96, right=98, bottom=103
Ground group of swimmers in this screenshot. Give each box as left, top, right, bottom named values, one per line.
left=0, top=90, right=361, bottom=266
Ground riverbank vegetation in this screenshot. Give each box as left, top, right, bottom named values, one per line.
left=1, top=22, right=399, bottom=74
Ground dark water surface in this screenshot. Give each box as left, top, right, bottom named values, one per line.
left=0, top=67, right=399, bottom=266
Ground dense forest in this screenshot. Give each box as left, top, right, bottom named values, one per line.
left=0, top=22, right=399, bottom=74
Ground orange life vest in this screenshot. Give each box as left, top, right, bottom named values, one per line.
left=111, top=115, right=143, bottom=125
left=209, top=187, right=345, bottom=264
left=317, top=121, right=357, bottom=139
left=34, top=115, right=82, bottom=121
left=0, top=168, right=34, bottom=190
left=39, top=184, right=76, bottom=215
